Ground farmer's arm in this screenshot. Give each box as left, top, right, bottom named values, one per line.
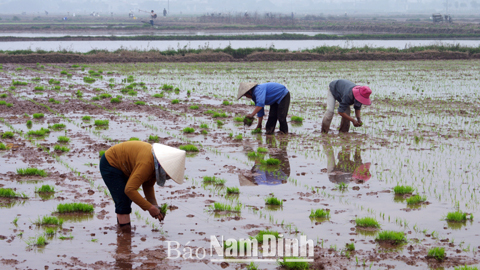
left=248, top=106, right=264, bottom=129
left=142, top=180, right=158, bottom=207
left=355, top=109, right=362, bottom=125
left=249, top=86, right=266, bottom=129
left=124, top=164, right=160, bottom=218
left=338, top=101, right=360, bottom=127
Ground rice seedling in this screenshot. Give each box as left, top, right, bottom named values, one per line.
left=201, top=129, right=208, bottom=135
left=49, top=123, right=66, bottom=130
left=0, top=143, right=6, bottom=150
left=345, top=242, right=355, bottom=251
left=454, top=266, right=478, bottom=270
left=129, top=137, right=140, bottom=141
left=205, top=110, right=215, bottom=114
left=57, top=202, right=94, bottom=213
left=134, top=101, right=146, bottom=105
left=257, top=147, right=268, bottom=153
left=189, top=105, right=199, bottom=109
left=76, top=90, right=83, bottom=97
left=233, top=116, right=244, bottom=122
left=8, top=86, right=15, bottom=90
left=393, top=185, right=415, bottom=195
left=226, top=187, right=240, bottom=194
left=375, top=231, right=406, bottom=244
left=148, top=135, right=159, bottom=142
left=12, top=80, right=28, bottom=86
left=336, top=182, right=348, bottom=190
left=212, top=112, right=227, bottom=118
left=261, top=158, right=280, bottom=166
left=99, top=150, right=106, bottom=157
left=57, top=136, right=70, bottom=143
left=58, top=234, right=74, bottom=240
left=210, top=202, right=241, bottom=212
left=0, top=188, right=19, bottom=198
left=48, top=98, right=60, bottom=104
left=171, top=99, right=179, bottom=104
left=427, top=247, right=445, bottom=261
left=162, top=84, right=173, bottom=90
left=45, top=228, right=55, bottom=236
left=34, top=86, right=44, bottom=91
left=13, top=217, right=19, bottom=225
left=6, top=103, right=13, bottom=107
left=291, top=116, right=303, bottom=123
left=0, top=93, right=7, bottom=98
left=247, top=152, right=260, bottom=158
left=94, top=120, right=109, bottom=126
left=200, top=123, right=208, bottom=129
left=406, top=195, right=427, bottom=205
left=82, top=116, right=91, bottom=121
left=71, top=64, right=80, bottom=68
left=159, top=203, right=168, bottom=215
left=246, top=262, right=258, bottom=270
left=251, top=230, right=280, bottom=244
left=309, top=209, right=330, bottom=219
left=33, top=113, right=44, bottom=119
left=251, top=128, right=261, bottom=134
left=183, top=127, right=195, bottom=133
left=152, top=93, right=164, bottom=98
left=53, top=145, right=70, bottom=152
left=446, top=211, right=472, bottom=222
left=83, top=77, right=95, bottom=83
left=265, top=195, right=283, bottom=206
left=0, top=101, right=6, bottom=106
left=127, top=90, right=137, bottom=96
left=277, top=257, right=309, bottom=270
left=203, top=176, right=226, bottom=185
left=234, top=134, right=243, bottom=140
left=222, top=100, right=232, bottom=105
left=110, top=97, right=121, bottom=103
left=34, top=215, right=64, bottom=226
left=60, top=70, right=67, bottom=75
left=35, top=185, right=55, bottom=193
left=48, top=79, right=60, bottom=85
left=216, top=120, right=224, bottom=126
left=179, top=145, right=199, bottom=152
left=26, top=128, right=50, bottom=136
left=17, top=168, right=47, bottom=177
left=2, top=131, right=14, bottom=138
left=99, top=93, right=112, bottom=99
left=355, top=217, right=380, bottom=228
left=35, top=235, right=47, bottom=246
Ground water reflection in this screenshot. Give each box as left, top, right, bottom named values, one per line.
left=115, top=227, right=133, bottom=269
left=323, top=144, right=371, bottom=184
left=239, top=135, right=290, bottom=186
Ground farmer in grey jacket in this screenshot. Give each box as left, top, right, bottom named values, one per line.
left=321, top=79, right=372, bottom=133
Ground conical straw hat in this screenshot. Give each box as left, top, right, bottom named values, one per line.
left=152, top=143, right=185, bottom=185
left=237, top=82, right=258, bottom=100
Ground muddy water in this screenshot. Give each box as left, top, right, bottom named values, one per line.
left=1, top=61, right=480, bottom=269
left=1, top=39, right=479, bottom=52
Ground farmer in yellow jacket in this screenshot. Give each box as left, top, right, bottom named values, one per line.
left=99, top=141, right=185, bottom=227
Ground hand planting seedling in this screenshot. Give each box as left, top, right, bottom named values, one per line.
left=243, top=116, right=254, bottom=126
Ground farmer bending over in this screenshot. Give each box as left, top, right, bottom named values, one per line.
left=237, top=82, right=290, bottom=135
left=321, top=79, right=372, bottom=133
left=100, top=141, right=185, bottom=227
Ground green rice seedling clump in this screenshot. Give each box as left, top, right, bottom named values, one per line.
left=291, top=116, right=303, bottom=123
left=49, top=123, right=66, bottom=130
left=427, top=247, right=445, bottom=261
left=309, top=209, right=330, bottom=218
left=83, top=77, right=95, bottom=83
left=226, top=187, right=239, bottom=194
left=71, top=64, right=80, bottom=68
left=2, top=131, right=14, bottom=138
left=189, top=105, right=199, bottom=109
left=406, top=195, right=427, bottom=205
left=200, top=123, right=208, bottom=129
left=183, top=127, right=195, bottom=133
left=251, top=230, right=280, bottom=244
left=201, top=130, right=208, bottom=135
left=375, top=230, right=406, bottom=244
left=152, top=93, right=164, bottom=98
left=99, top=93, right=112, bottom=99
left=94, top=120, right=109, bottom=126
left=82, top=116, right=91, bottom=121
left=33, top=113, right=44, bottom=119
left=148, top=135, right=159, bottom=142
left=0, top=93, right=7, bottom=98
left=35, top=185, right=55, bottom=193
left=233, top=116, right=244, bottom=122
left=159, top=203, right=168, bottom=215
left=277, top=257, right=309, bottom=270
left=345, top=242, right=355, bottom=251
left=454, top=266, right=479, bottom=270
left=17, top=167, right=47, bottom=177
left=212, top=112, right=227, bottom=118
left=179, top=145, right=199, bottom=152
left=57, top=136, right=70, bottom=143
left=355, top=217, right=380, bottom=228
left=203, top=176, right=226, bottom=185
left=446, top=211, right=471, bottom=222
left=26, top=120, right=32, bottom=125
left=210, top=202, right=241, bottom=212
left=53, top=145, right=70, bottom=152
left=247, top=152, right=259, bottom=158
left=45, top=228, right=55, bottom=235
left=257, top=147, right=268, bottom=153
left=265, top=196, right=283, bottom=206
left=171, top=99, right=179, bottom=104
left=0, top=143, right=7, bottom=150
left=57, top=202, right=94, bottom=213
left=34, top=86, right=44, bottom=91
left=234, top=134, right=243, bottom=140
left=26, top=128, right=50, bottom=137
left=134, top=101, right=145, bottom=105
left=110, top=97, right=121, bottom=103
left=162, top=84, right=173, bottom=90
left=127, top=90, right=137, bottom=96
left=0, top=188, right=18, bottom=198
left=35, top=215, right=64, bottom=226
left=35, top=235, right=47, bottom=246
left=12, top=80, right=28, bottom=85
left=129, top=137, right=140, bottom=141
left=251, top=128, right=261, bottom=134
left=60, top=70, right=67, bottom=75
left=99, top=150, right=106, bottom=157
left=393, top=185, right=414, bottom=194
left=261, top=158, right=280, bottom=166
left=0, top=100, right=6, bottom=105
left=6, top=103, right=13, bottom=107
left=222, top=100, right=232, bottom=105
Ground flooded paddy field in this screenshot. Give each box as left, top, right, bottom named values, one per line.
left=0, top=60, right=480, bottom=269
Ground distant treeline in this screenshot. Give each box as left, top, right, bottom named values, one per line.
left=2, top=33, right=480, bottom=42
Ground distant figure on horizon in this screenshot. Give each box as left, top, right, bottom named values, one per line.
left=163, top=8, right=167, bottom=17
left=150, top=10, right=157, bottom=26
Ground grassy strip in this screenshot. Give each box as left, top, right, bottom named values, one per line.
left=375, top=230, right=406, bottom=244
left=355, top=217, right=380, bottom=228
left=17, top=167, right=47, bottom=177
left=57, top=202, right=94, bottom=213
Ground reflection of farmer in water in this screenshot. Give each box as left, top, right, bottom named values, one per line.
left=239, top=136, right=290, bottom=186
left=237, top=82, right=291, bottom=135
left=321, top=79, right=372, bottom=133
left=323, top=144, right=371, bottom=184
left=99, top=141, right=185, bottom=227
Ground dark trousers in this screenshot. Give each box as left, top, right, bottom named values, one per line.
left=266, top=92, right=290, bottom=134
left=99, top=154, right=132, bottom=214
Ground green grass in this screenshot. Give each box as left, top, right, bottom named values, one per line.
left=183, top=127, right=195, bottom=133
left=355, top=217, right=380, bottom=228
left=234, top=134, right=243, bottom=140
left=309, top=209, right=330, bottom=218
left=17, top=168, right=47, bottom=177
left=345, top=242, right=355, bottom=251
left=171, top=99, right=179, bottom=104
left=110, top=97, right=121, bottom=103
left=291, top=116, right=303, bottom=123
left=35, top=235, right=47, bottom=246
left=222, top=100, right=232, bottom=105
left=58, top=234, right=74, bottom=240
left=205, top=110, right=215, bottom=114
left=12, top=80, right=28, bottom=85
left=99, top=93, right=112, bottom=99
left=0, top=93, right=7, bottom=98
left=6, top=103, right=13, bottom=107
left=148, top=135, right=159, bottom=142
left=261, top=158, right=280, bottom=166
left=49, top=123, right=66, bottom=130
left=200, top=123, right=208, bottom=129
left=34, top=215, right=64, bottom=226
left=159, top=203, right=168, bottom=215
left=0, top=143, right=7, bottom=150
left=83, top=77, right=95, bottom=83
left=35, top=185, right=55, bottom=193
left=375, top=230, right=406, bottom=244
left=53, top=145, right=70, bottom=152
left=233, top=116, right=244, bottom=122
left=277, top=257, right=309, bottom=270
left=393, top=185, right=415, bottom=194
left=134, top=101, right=145, bottom=105
left=99, top=150, right=106, bottom=157
left=210, top=202, right=241, bottom=212
left=226, top=187, right=240, bottom=194
left=265, top=196, right=283, bottom=206
left=446, top=211, right=472, bottom=222
left=201, top=129, right=208, bottom=135
left=48, top=79, right=60, bottom=85
left=454, top=266, right=479, bottom=270
left=92, top=96, right=101, bottom=101
left=48, top=98, right=60, bottom=104
left=94, top=120, right=109, bottom=126
left=127, top=90, right=137, bottom=96
left=203, top=176, right=226, bottom=185
left=427, top=247, right=445, bottom=261
left=0, top=100, right=6, bottom=105
left=45, top=228, right=55, bottom=235
left=2, top=131, right=14, bottom=138
left=212, top=112, right=227, bottom=118
left=257, top=147, right=268, bottom=153
left=152, top=93, right=164, bottom=98
left=179, top=145, right=199, bottom=152
left=82, top=116, right=91, bottom=121
left=129, top=137, right=140, bottom=141
left=216, top=120, right=224, bottom=126
left=34, top=86, right=44, bottom=91
left=247, top=152, right=260, bottom=158
left=32, top=113, right=44, bottom=119
left=251, top=230, right=280, bottom=244
left=406, top=195, right=427, bottom=205
left=189, top=105, right=199, bottom=109
left=71, top=64, right=80, bottom=68
left=26, top=128, right=50, bottom=137
left=57, top=202, right=94, bottom=213
left=251, top=128, right=261, bottom=134
left=57, top=136, right=70, bottom=143
left=162, top=84, right=174, bottom=90
left=0, top=188, right=19, bottom=198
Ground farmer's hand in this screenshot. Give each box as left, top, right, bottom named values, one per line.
left=148, top=204, right=162, bottom=220
left=352, top=120, right=361, bottom=127
left=247, top=113, right=255, bottom=118
left=357, top=118, right=363, bottom=126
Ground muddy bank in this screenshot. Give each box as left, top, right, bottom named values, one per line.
left=1, top=50, right=479, bottom=63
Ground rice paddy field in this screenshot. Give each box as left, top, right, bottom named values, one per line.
left=1, top=60, right=480, bottom=269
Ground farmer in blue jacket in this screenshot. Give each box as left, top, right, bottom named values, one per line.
left=237, top=82, right=290, bottom=135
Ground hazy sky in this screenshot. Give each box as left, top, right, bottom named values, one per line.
left=0, top=0, right=473, bottom=15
